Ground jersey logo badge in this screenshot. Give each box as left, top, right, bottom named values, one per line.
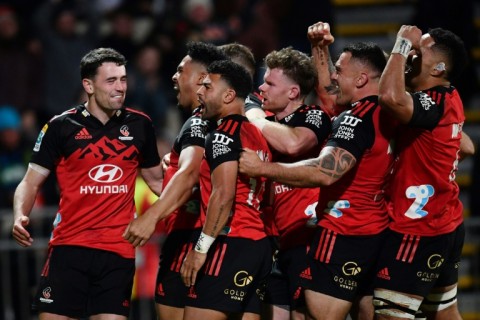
left=88, top=164, right=123, bottom=183
left=212, top=133, right=233, bottom=158
left=75, top=128, right=92, bottom=140
left=119, top=125, right=133, bottom=141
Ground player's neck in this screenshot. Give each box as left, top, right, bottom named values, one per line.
left=84, top=102, right=116, bottom=125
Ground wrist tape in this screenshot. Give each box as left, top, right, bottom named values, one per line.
left=194, top=232, right=215, bottom=253
left=392, top=37, right=412, bottom=58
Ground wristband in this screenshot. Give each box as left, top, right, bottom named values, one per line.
left=194, top=232, right=216, bottom=253
left=391, top=37, right=412, bottom=59
left=250, top=118, right=268, bottom=131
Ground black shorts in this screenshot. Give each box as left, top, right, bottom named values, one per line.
left=373, top=224, right=465, bottom=297
left=186, top=236, right=272, bottom=314
left=265, top=245, right=309, bottom=310
left=302, top=227, right=387, bottom=302
left=155, top=229, right=199, bottom=307
left=33, top=245, right=135, bottom=318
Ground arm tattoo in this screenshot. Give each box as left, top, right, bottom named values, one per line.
left=210, top=204, right=225, bottom=237
left=307, top=148, right=356, bottom=180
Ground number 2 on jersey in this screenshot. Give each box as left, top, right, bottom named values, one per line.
left=404, top=184, right=434, bottom=219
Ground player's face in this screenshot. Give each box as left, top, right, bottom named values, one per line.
left=197, top=73, right=227, bottom=121
left=89, top=62, right=127, bottom=111
left=331, top=52, right=360, bottom=107
left=172, top=55, right=206, bottom=110
left=258, top=68, right=294, bottom=113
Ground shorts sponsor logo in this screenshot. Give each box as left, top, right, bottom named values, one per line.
left=416, top=271, right=439, bottom=282
left=39, top=287, right=53, bottom=303
left=376, top=267, right=391, bottom=280
left=427, top=254, right=444, bottom=270
left=342, top=261, right=361, bottom=276
left=224, top=288, right=247, bottom=301
left=332, top=262, right=360, bottom=291
left=234, top=271, right=253, bottom=287
left=299, top=267, right=312, bottom=280
left=122, top=300, right=129, bottom=307
left=334, top=275, right=358, bottom=291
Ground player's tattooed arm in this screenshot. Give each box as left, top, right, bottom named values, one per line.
left=306, top=146, right=357, bottom=181
left=239, top=146, right=357, bottom=188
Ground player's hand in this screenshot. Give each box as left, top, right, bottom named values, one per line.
left=397, top=25, right=422, bottom=49
left=308, top=21, right=334, bottom=47
left=239, top=148, right=263, bottom=177
left=122, top=213, right=157, bottom=247
left=12, top=216, right=33, bottom=247
left=180, top=250, right=207, bottom=287
left=161, top=152, right=171, bottom=173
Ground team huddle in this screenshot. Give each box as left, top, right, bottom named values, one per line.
left=12, top=21, right=474, bottom=320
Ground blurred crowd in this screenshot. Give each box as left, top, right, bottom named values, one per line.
left=0, top=0, right=332, bottom=210
left=1, top=0, right=479, bottom=212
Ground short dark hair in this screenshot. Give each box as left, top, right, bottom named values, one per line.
left=207, top=60, right=253, bottom=99
left=219, top=43, right=256, bottom=79
left=429, top=28, right=468, bottom=81
left=264, top=47, right=317, bottom=97
left=343, top=42, right=387, bottom=75
left=80, top=48, right=126, bottom=79
left=186, top=41, right=228, bottom=68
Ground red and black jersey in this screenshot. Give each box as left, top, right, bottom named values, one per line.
left=388, top=86, right=464, bottom=236
left=163, top=107, right=211, bottom=233
left=318, top=96, right=397, bottom=236
left=30, top=104, right=160, bottom=258
left=199, top=114, right=271, bottom=240
left=268, top=105, right=332, bottom=249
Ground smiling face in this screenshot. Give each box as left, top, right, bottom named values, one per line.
left=172, top=55, right=206, bottom=110
left=330, top=52, right=361, bottom=107
left=85, top=62, right=127, bottom=112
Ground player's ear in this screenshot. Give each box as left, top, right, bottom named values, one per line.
left=288, top=85, right=300, bottom=100
left=356, top=73, right=368, bottom=88
left=224, top=88, right=236, bottom=104
left=83, top=79, right=93, bottom=94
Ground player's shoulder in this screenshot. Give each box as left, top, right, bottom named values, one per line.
left=215, top=114, right=247, bottom=136
left=124, top=107, right=154, bottom=122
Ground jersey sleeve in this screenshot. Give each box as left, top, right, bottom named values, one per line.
left=408, top=91, right=444, bottom=130
left=205, top=128, right=242, bottom=172
left=288, top=106, right=332, bottom=143
left=325, top=110, right=375, bottom=161
left=139, top=118, right=161, bottom=168
left=179, top=116, right=209, bottom=151
left=30, top=120, right=63, bottom=170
